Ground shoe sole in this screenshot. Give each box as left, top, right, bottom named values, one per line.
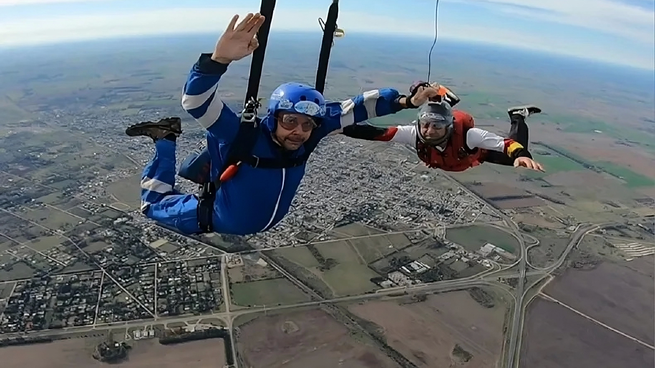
left=126, top=123, right=182, bottom=136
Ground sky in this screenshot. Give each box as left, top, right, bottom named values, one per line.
left=0, top=0, right=653, bottom=70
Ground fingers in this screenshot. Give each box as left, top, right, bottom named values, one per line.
left=515, top=158, right=545, bottom=172
left=247, top=14, right=266, bottom=35
left=235, top=13, right=255, bottom=32
left=225, top=14, right=239, bottom=32
left=234, top=13, right=265, bottom=36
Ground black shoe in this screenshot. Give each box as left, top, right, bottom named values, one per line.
left=507, top=105, right=541, bottom=120
left=126, top=117, right=182, bottom=142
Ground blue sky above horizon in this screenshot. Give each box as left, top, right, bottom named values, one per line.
left=0, top=0, right=653, bottom=70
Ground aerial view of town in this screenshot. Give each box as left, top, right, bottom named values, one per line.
left=0, top=8, right=654, bottom=368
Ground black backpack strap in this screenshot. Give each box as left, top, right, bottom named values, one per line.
left=197, top=113, right=261, bottom=233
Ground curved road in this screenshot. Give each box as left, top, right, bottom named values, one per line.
left=508, top=222, right=609, bottom=367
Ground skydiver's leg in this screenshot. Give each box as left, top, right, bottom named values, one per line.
left=507, top=105, right=541, bottom=149
left=126, top=118, right=201, bottom=235
left=482, top=106, right=542, bottom=166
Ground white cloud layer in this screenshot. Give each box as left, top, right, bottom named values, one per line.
left=0, top=5, right=652, bottom=69
left=466, top=0, right=654, bottom=43
left=0, top=0, right=106, bottom=5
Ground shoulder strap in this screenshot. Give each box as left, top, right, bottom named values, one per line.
left=210, top=117, right=261, bottom=188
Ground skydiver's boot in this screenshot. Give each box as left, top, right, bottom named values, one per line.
left=507, top=105, right=541, bottom=121
left=125, top=117, right=182, bottom=143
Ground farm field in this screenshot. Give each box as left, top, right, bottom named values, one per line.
left=0, top=337, right=226, bottom=368
left=543, top=261, right=655, bottom=343
left=348, top=290, right=507, bottom=368
left=446, top=224, right=519, bottom=254
left=520, top=298, right=653, bottom=368
left=236, top=308, right=398, bottom=368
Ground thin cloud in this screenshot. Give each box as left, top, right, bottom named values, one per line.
left=465, top=0, right=654, bottom=42
left=0, top=0, right=109, bottom=6
left=0, top=7, right=652, bottom=69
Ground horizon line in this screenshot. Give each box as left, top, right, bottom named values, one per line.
left=0, top=30, right=653, bottom=73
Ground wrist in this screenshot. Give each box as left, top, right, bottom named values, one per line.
left=210, top=54, right=232, bottom=64
left=404, top=96, right=417, bottom=109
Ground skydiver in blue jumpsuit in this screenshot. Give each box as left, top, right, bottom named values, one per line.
left=125, top=13, right=441, bottom=236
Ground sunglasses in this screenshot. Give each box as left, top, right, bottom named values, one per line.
left=278, top=114, right=317, bottom=132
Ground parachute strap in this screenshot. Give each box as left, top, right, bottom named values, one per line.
left=245, top=0, right=276, bottom=103
left=315, top=0, right=340, bottom=93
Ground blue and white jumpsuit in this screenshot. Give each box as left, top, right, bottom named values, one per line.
left=139, top=53, right=407, bottom=235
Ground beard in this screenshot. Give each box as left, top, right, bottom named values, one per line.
left=281, top=135, right=306, bottom=150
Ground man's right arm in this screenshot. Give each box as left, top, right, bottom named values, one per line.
left=181, top=53, right=240, bottom=143
left=341, top=124, right=417, bottom=146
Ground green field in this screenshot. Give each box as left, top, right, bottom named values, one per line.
left=446, top=225, right=519, bottom=254
left=275, top=246, right=320, bottom=269
left=532, top=154, right=585, bottom=172
left=348, top=233, right=410, bottom=264
left=314, top=241, right=381, bottom=296
left=275, top=239, right=382, bottom=297
left=529, top=144, right=654, bottom=188
left=553, top=114, right=655, bottom=153
left=231, top=278, right=309, bottom=307
left=594, top=161, right=655, bottom=188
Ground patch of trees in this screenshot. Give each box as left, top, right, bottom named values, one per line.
left=306, top=244, right=337, bottom=271
left=452, top=344, right=473, bottom=362
left=468, top=287, right=495, bottom=308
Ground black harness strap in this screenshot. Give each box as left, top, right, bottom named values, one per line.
left=315, top=0, right=339, bottom=94
left=246, top=0, right=276, bottom=103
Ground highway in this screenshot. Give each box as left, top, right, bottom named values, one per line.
left=442, top=175, right=612, bottom=368
left=11, top=277, right=511, bottom=340
left=510, top=223, right=608, bottom=367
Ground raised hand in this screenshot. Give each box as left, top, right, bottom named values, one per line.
left=211, top=13, right=266, bottom=64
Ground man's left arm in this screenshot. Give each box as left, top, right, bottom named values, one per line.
left=465, top=127, right=532, bottom=164
left=320, top=88, right=414, bottom=136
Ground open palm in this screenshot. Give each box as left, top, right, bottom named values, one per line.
left=212, top=13, right=266, bottom=63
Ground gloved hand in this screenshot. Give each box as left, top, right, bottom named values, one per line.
left=410, top=81, right=444, bottom=103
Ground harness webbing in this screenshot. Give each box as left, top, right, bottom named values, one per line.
left=315, top=0, right=339, bottom=93
left=245, top=0, right=276, bottom=104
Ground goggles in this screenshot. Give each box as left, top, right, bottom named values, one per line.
left=277, top=99, right=326, bottom=118
left=418, top=112, right=452, bottom=129
left=278, top=113, right=317, bottom=132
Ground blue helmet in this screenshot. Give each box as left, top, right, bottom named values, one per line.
left=265, top=83, right=326, bottom=131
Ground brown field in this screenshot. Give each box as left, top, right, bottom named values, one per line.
left=236, top=308, right=397, bottom=368
left=513, top=210, right=567, bottom=229
left=544, top=261, right=654, bottom=343
left=0, top=337, right=225, bottom=368
left=637, top=186, right=655, bottom=198
left=492, top=197, right=545, bottom=209
left=348, top=290, right=506, bottom=368
left=466, top=182, right=528, bottom=198
left=570, top=141, right=655, bottom=181
left=542, top=170, right=617, bottom=188
left=624, top=255, right=655, bottom=276
left=533, top=123, right=655, bottom=181
left=520, top=298, right=653, bottom=368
